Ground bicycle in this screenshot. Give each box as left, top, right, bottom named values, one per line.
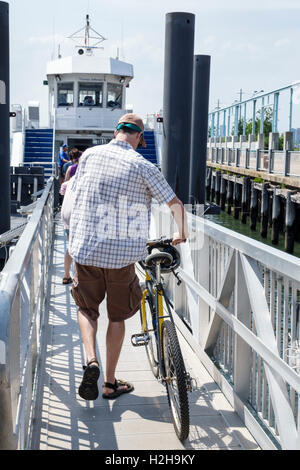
left=131, top=238, right=196, bottom=441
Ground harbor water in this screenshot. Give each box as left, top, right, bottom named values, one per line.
left=206, top=210, right=300, bottom=259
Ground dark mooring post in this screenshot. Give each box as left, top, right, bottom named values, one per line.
left=206, top=167, right=212, bottom=201
left=260, top=184, right=269, bottom=238
left=189, top=55, right=211, bottom=206
left=250, top=183, right=258, bottom=231
left=241, top=177, right=251, bottom=224
left=220, top=176, right=226, bottom=211
left=0, top=1, right=10, bottom=235
left=227, top=179, right=234, bottom=215
left=162, top=12, right=195, bottom=204
left=285, top=192, right=296, bottom=254
left=271, top=188, right=281, bottom=245
left=233, top=179, right=241, bottom=220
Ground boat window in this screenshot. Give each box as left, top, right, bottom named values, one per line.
left=57, top=83, right=74, bottom=107
left=107, top=83, right=123, bottom=109
left=79, top=82, right=103, bottom=107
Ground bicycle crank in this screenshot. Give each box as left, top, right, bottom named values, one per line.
left=185, top=372, right=198, bottom=392
left=131, top=333, right=150, bottom=347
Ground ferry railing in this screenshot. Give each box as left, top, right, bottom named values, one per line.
left=51, top=109, right=56, bottom=173
left=0, top=177, right=55, bottom=450
left=151, top=205, right=300, bottom=450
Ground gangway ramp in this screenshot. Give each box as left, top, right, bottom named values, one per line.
left=30, top=221, right=258, bottom=451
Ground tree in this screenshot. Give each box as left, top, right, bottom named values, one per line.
left=233, top=106, right=273, bottom=149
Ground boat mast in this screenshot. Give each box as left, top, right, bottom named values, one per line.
left=68, top=14, right=107, bottom=55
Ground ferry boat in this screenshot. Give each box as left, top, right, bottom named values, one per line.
left=10, top=15, right=159, bottom=181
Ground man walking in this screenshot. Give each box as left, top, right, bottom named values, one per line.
left=69, top=113, right=188, bottom=401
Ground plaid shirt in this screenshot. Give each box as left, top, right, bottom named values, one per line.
left=69, top=139, right=176, bottom=269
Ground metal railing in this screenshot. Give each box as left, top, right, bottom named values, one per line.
left=207, top=144, right=300, bottom=178
left=0, top=178, right=55, bottom=450
left=151, top=205, right=300, bottom=450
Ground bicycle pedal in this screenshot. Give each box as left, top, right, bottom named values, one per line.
left=131, top=333, right=150, bottom=347
left=186, top=373, right=198, bottom=392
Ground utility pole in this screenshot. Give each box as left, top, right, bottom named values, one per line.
left=239, top=88, right=243, bottom=121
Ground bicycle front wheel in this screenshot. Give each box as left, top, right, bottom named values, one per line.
left=162, top=320, right=189, bottom=441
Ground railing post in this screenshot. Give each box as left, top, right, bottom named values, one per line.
left=284, top=150, right=290, bottom=176
left=233, top=253, right=251, bottom=400
left=246, top=148, right=250, bottom=168
left=256, top=149, right=260, bottom=171
left=268, top=149, right=273, bottom=173
left=235, top=148, right=240, bottom=167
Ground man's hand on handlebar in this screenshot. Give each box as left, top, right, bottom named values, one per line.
left=171, top=232, right=188, bottom=246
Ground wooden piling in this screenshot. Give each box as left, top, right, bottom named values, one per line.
left=215, top=171, right=221, bottom=205
left=227, top=179, right=233, bottom=215
left=285, top=192, right=296, bottom=254
left=241, top=177, right=250, bottom=224
left=233, top=179, right=241, bottom=219
left=220, top=176, right=226, bottom=211
left=211, top=172, right=215, bottom=202
left=260, top=184, right=269, bottom=238
left=250, top=183, right=258, bottom=231
left=206, top=167, right=211, bottom=202
left=271, top=188, right=281, bottom=245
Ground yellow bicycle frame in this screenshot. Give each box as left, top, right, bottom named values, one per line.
left=141, top=272, right=164, bottom=339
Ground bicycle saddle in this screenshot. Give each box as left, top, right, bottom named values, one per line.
left=145, top=249, right=173, bottom=269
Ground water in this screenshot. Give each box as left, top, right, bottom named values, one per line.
left=206, top=210, right=300, bottom=259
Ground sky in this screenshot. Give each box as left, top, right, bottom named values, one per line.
left=6, top=0, right=300, bottom=130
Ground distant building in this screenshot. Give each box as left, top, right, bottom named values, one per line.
left=291, top=128, right=300, bottom=149
left=219, top=124, right=226, bottom=137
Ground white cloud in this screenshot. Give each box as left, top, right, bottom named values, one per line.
left=28, top=34, right=66, bottom=45
left=274, top=38, right=291, bottom=48
left=108, top=32, right=163, bottom=64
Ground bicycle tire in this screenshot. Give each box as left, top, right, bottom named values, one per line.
left=140, top=294, right=159, bottom=378
left=162, top=320, right=189, bottom=441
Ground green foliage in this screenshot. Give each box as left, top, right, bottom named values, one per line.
left=233, top=106, right=273, bottom=149
left=253, top=177, right=264, bottom=183
left=279, top=135, right=284, bottom=151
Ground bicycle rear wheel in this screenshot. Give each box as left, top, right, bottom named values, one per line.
left=140, top=294, right=159, bottom=378
left=162, top=320, right=189, bottom=441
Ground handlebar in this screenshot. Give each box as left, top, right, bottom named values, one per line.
left=146, top=237, right=173, bottom=248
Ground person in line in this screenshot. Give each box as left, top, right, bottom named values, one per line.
left=65, top=148, right=82, bottom=182
left=58, top=144, right=69, bottom=185
left=60, top=176, right=75, bottom=285
left=59, top=147, right=81, bottom=284
left=68, top=113, right=189, bottom=401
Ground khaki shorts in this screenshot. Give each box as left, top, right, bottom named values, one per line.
left=72, top=262, right=142, bottom=322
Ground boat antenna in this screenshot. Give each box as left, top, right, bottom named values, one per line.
left=68, top=14, right=107, bottom=55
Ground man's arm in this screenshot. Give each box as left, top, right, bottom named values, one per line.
left=167, top=197, right=189, bottom=246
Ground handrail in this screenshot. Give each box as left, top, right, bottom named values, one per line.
left=0, top=178, right=55, bottom=449
left=151, top=204, right=300, bottom=450
left=52, top=108, right=56, bottom=166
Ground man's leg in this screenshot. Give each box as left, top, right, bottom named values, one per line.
left=78, top=310, right=99, bottom=366
left=103, top=320, right=130, bottom=394
left=63, top=250, right=72, bottom=280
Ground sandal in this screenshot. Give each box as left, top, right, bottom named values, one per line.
left=102, top=379, right=134, bottom=399
left=62, top=277, right=73, bottom=285
left=78, top=358, right=100, bottom=401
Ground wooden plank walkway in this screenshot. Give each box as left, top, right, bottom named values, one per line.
left=31, top=220, right=260, bottom=451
